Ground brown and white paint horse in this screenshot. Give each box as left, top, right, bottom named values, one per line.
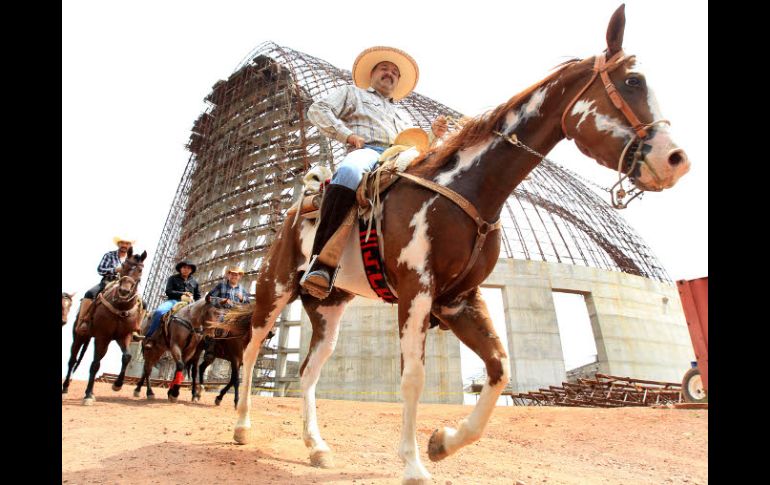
left=222, top=6, right=690, bottom=483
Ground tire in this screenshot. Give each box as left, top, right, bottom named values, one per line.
left=682, top=367, right=707, bottom=403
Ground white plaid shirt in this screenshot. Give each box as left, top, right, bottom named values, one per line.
left=307, top=85, right=414, bottom=147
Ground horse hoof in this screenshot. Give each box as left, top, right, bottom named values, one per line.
left=147, top=393, right=155, bottom=400
left=133, top=390, right=141, bottom=398
left=112, top=384, right=122, bottom=392
left=233, top=427, right=250, bottom=445
left=427, top=428, right=449, bottom=462
left=62, top=388, right=69, bottom=394
left=402, top=478, right=431, bottom=485
left=83, top=397, right=95, bottom=406
left=168, top=394, right=178, bottom=403
left=310, top=450, right=335, bottom=469
left=215, top=397, right=222, bottom=406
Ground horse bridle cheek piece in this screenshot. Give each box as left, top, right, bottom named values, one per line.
left=559, top=50, right=670, bottom=208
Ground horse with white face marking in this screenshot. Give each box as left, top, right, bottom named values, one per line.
left=219, top=6, right=691, bottom=483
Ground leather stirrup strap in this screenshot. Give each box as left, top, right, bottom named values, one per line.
left=317, top=206, right=357, bottom=268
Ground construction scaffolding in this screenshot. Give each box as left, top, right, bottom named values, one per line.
left=141, top=41, right=671, bottom=394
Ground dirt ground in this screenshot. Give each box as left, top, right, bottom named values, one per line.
left=62, top=380, right=707, bottom=485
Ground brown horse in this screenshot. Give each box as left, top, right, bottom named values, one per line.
left=133, top=298, right=223, bottom=402
left=134, top=299, right=217, bottom=402
left=219, top=6, right=691, bottom=483
left=62, top=249, right=148, bottom=405
left=61, top=292, right=76, bottom=326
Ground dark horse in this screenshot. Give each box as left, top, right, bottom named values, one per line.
left=132, top=298, right=222, bottom=402
left=218, top=6, right=690, bottom=483
left=62, top=249, right=148, bottom=405
left=198, top=315, right=254, bottom=408
left=62, top=292, right=76, bottom=327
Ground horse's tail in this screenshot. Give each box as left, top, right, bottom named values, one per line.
left=207, top=302, right=255, bottom=336
left=72, top=337, right=91, bottom=373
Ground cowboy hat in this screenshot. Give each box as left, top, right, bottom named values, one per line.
left=225, top=266, right=245, bottom=275
left=352, top=46, right=419, bottom=101
left=393, top=127, right=430, bottom=152
left=113, top=236, right=135, bottom=245
left=175, top=259, right=197, bottom=274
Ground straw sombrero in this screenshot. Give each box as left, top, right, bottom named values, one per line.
left=352, top=46, right=419, bottom=101
left=393, top=127, right=430, bottom=152
left=113, top=236, right=135, bottom=245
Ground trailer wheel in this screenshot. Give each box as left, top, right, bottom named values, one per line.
left=682, top=368, right=707, bottom=403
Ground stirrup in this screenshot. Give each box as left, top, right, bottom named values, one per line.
left=300, top=255, right=340, bottom=299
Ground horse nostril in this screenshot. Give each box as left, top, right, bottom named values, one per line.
left=668, top=149, right=686, bottom=166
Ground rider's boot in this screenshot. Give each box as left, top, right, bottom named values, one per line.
left=75, top=298, right=93, bottom=336
left=300, top=184, right=357, bottom=299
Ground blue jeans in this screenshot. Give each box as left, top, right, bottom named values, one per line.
left=147, top=300, right=178, bottom=337
left=331, top=145, right=386, bottom=190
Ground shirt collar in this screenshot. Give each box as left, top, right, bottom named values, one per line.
left=367, top=86, right=394, bottom=103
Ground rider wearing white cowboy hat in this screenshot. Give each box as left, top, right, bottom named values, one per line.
left=206, top=266, right=251, bottom=309
left=301, top=46, right=448, bottom=299
left=75, top=236, right=137, bottom=336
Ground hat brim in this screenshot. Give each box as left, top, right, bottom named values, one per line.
left=226, top=268, right=245, bottom=275
left=353, top=46, right=419, bottom=101
left=113, top=237, right=135, bottom=245
left=393, top=128, right=430, bottom=152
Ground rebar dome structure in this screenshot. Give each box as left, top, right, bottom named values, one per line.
left=142, top=41, right=669, bottom=314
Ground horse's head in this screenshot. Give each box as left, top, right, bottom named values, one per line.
left=562, top=4, right=691, bottom=193
left=62, top=292, right=75, bottom=326
left=116, top=250, right=147, bottom=299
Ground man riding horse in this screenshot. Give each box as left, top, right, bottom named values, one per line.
left=300, top=46, right=448, bottom=299
left=142, top=259, right=201, bottom=345
left=76, top=236, right=143, bottom=339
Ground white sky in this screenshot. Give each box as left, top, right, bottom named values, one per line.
left=62, top=0, right=707, bottom=382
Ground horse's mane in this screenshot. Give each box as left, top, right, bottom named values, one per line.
left=176, top=297, right=208, bottom=319
left=409, top=58, right=582, bottom=177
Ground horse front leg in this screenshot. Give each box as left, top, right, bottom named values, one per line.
left=111, top=335, right=132, bottom=392
left=233, top=277, right=296, bottom=444
left=198, top=349, right=217, bottom=404
left=427, top=287, right=509, bottom=461
left=298, top=289, right=353, bottom=468
left=397, top=290, right=433, bottom=484
left=83, top=337, right=110, bottom=405
left=167, top=343, right=185, bottom=403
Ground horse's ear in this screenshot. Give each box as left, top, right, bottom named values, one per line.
left=605, top=4, right=626, bottom=57
left=140, top=250, right=147, bottom=262
left=127, top=246, right=134, bottom=258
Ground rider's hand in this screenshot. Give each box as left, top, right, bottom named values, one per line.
left=346, top=134, right=366, bottom=149
left=431, top=115, right=448, bottom=138
left=220, top=298, right=229, bottom=306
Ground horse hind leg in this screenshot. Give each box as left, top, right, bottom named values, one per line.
left=62, top=332, right=87, bottom=394
left=427, top=287, right=509, bottom=462
left=83, top=337, right=110, bottom=405
left=298, top=288, right=353, bottom=469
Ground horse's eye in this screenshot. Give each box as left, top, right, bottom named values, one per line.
left=625, top=77, right=641, bottom=87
